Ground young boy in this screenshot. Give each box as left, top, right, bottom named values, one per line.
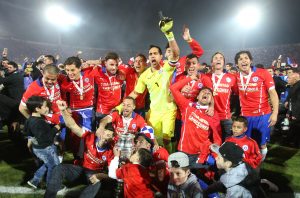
left=210, top=142, right=252, bottom=197
left=24, top=96, right=61, bottom=188
left=109, top=147, right=154, bottom=198
left=167, top=152, right=203, bottom=197
left=225, top=116, right=263, bottom=169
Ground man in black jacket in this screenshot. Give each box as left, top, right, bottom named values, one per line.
left=285, top=69, right=300, bottom=147
left=0, top=61, right=24, bottom=128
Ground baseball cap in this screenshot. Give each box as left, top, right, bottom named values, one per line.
left=210, top=142, right=244, bottom=166
left=168, top=152, right=189, bottom=168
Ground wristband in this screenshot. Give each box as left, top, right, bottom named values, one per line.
left=164, top=32, right=175, bottom=41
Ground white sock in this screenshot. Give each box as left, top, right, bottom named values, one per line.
left=261, top=147, right=268, bottom=161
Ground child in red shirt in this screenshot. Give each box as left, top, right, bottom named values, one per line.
left=225, top=116, right=263, bottom=169
left=109, top=148, right=154, bottom=198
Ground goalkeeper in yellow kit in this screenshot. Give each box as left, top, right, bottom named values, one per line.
left=129, top=15, right=180, bottom=152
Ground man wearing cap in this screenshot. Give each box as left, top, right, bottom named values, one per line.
left=210, top=142, right=253, bottom=197
left=167, top=152, right=203, bottom=197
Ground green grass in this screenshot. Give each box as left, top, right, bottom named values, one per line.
left=0, top=129, right=300, bottom=197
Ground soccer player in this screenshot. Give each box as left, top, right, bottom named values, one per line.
left=45, top=100, right=115, bottom=198
left=60, top=56, right=96, bottom=131
left=225, top=116, right=262, bottom=169
left=94, top=52, right=124, bottom=121
left=235, top=51, right=279, bottom=160
left=98, top=97, right=148, bottom=137
left=170, top=75, right=221, bottom=167
left=19, top=64, right=62, bottom=124
left=207, top=52, right=237, bottom=140
left=129, top=16, right=180, bottom=151
left=118, top=54, right=148, bottom=117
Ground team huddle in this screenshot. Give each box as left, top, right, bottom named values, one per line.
left=16, top=16, right=281, bottom=197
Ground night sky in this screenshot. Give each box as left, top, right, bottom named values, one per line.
left=0, top=0, right=300, bottom=52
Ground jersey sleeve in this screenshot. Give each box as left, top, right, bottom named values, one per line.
left=21, top=85, right=36, bottom=106
left=244, top=139, right=263, bottom=169
left=170, top=77, right=191, bottom=111
left=201, top=74, right=213, bottom=89
left=134, top=72, right=147, bottom=94
left=262, top=69, right=275, bottom=90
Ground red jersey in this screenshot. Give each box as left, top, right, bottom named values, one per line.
left=94, top=67, right=124, bottom=114
left=109, top=111, right=147, bottom=136
left=60, top=68, right=97, bottom=109
left=116, top=163, right=154, bottom=198
left=226, top=135, right=262, bottom=168
left=178, top=74, right=213, bottom=101
left=170, top=77, right=221, bottom=162
left=236, top=67, right=275, bottom=116
left=175, top=39, right=205, bottom=78
left=82, top=131, right=114, bottom=171
left=21, top=78, right=61, bottom=114
left=118, top=64, right=148, bottom=110
left=207, top=73, right=237, bottom=120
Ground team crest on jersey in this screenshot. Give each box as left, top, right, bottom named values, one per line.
left=252, top=77, right=258, bottom=82
left=102, top=156, right=107, bottom=161
left=226, top=77, right=231, bottom=83
left=132, top=124, right=136, bottom=129
left=242, top=145, right=248, bottom=151
left=198, top=83, right=203, bottom=88
left=84, top=78, right=89, bottom=83
left=55, top=84, right=59, bottom=89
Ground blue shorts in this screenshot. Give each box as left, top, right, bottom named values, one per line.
left=245, top=113, right=271, bottom=146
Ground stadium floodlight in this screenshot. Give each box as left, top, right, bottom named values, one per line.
left=236, top=5, right=261, bottom=29
left=45, top=5, right=80, bottom=28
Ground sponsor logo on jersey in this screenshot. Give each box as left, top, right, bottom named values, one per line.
left=226, top=77, right=231, bottom=83
left=102, top=156, right=107, bottom=161
left=198, top=83, right=203, bottom=88
left=252, top=77, right=258, bottom=82
left=85, top=78, right=89, bottom=83
left=132, top=124, right=136, bottom=129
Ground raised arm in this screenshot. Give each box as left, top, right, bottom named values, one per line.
left=56, top=100, right=84, bottom=137
left=159, top=15, right=180, bottom=62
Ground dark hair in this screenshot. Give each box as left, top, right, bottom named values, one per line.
left=137, top=148, right=153, bottom=168
left=43, top=64, right=60, bottom=75
left=105, top=52, right=119, bottom=61
left=211, top=52, right=225, bottom=64
left=135, top=53, right=147, bottom=62
left=165, top=43, right=170, bottom=49
left=64, top=56, right=81, bottom=68
left=26, top=96, right=49, bottom=113
left=105, top=122, right=115, bottom=133
left=233, top=116, right=248, bottom=127
left=186, top=53, right=199, bottom=62
left=124, top=96, right=136, bottom=106
left=234, top=51, right=253, bottom=64
left=8, top=61, right=18, bottom=69
left=201, top=62, right=208, bottom=66
left=149, top=45, right=162, bottom=55
left=226, top=63, right=233, bottom=68
left=255, top=64, right=264, bottom=69
left=199, top=86, right=213, bottom=95
left=134, top=133, right=154, bottom=150
left=44, top=55, right=56, bottom=64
